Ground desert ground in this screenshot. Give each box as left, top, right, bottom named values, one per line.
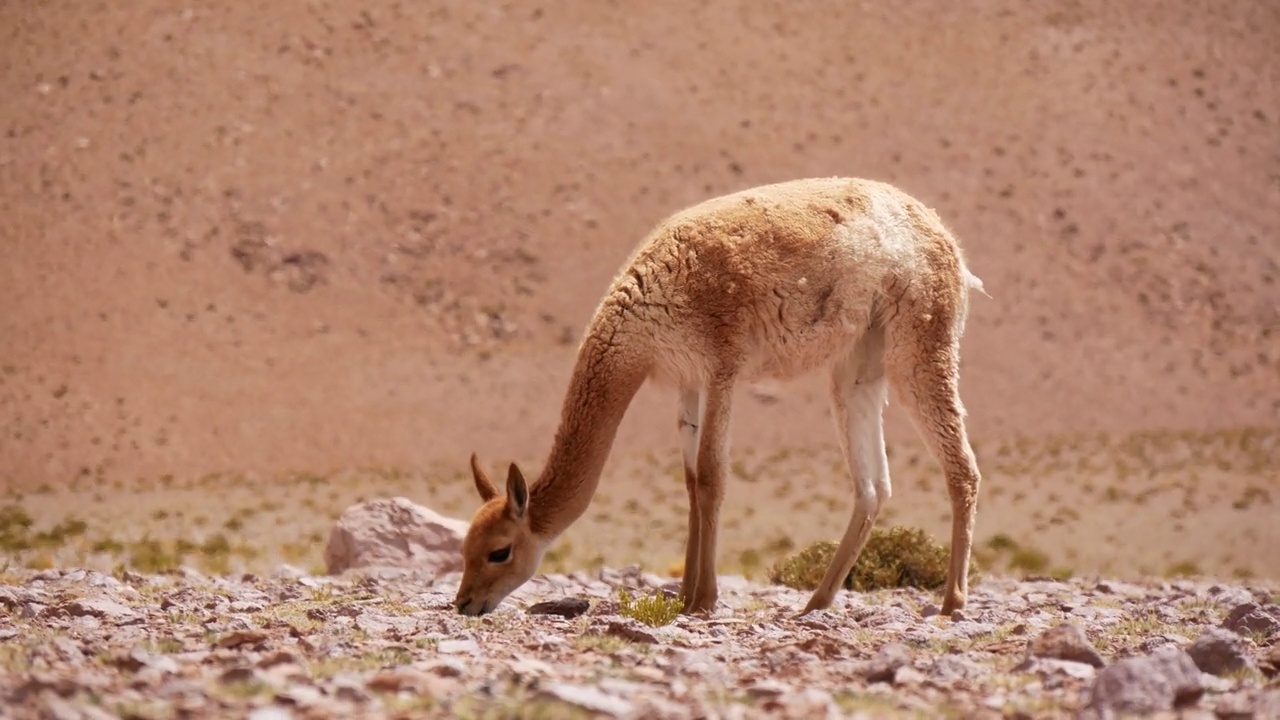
left=1, top=0, right=1278, bottom=695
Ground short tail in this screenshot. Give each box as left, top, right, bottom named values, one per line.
left=962, top=266, right=989, bottom=299
left=956, top=264, right=987, bottom=338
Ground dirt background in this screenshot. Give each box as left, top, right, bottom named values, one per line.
left=1, top=1, right=1277, bottom=511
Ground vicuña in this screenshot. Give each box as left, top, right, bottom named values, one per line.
left=454, top=176, right=988, bottom=617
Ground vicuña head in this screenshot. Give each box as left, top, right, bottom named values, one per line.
left=453, top=454, right=548, bottom=616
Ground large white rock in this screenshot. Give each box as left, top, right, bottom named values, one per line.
left=323, top=497, right=469, bottom=576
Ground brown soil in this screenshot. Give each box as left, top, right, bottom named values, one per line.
left=2, top=2, right=1278, bottom=578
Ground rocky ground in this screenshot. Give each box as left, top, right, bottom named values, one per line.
left=2, top=564, right=1278, bottom=719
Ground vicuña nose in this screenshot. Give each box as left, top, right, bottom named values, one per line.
left=455, top=598, right=471, bottom=614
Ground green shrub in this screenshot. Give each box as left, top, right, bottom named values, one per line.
left=617, top=588, right=682, bottom=627
left=1165, top=560, right=1201, bottom=578
left=127, top=537, right=180, bottom=573
left=767, top=526, right=965, bottom=592
left=985, top=533, right=1019, bottom=552
left=1007, top=546, right=1050, bottom=575
left=0, top=505, right=34, bottom=551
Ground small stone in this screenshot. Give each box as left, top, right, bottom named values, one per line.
left=950, top=609, right=967, bottom=622
left=1186, top=627, right=1255, bottom=676
left=219, top=666, right=260, bottom=684
left=920, top=603, right=941, bottom=618
left=258, top=649, right=302, bottom=668
left=51, top=636, right=83, bottom=662
left=1214, top=692, right=1255, bottom=720
left=1260, top=644, right=1280, bottom=678
left=508, top=657, right=556, bottom=678
left=526, top=597, right=591, bottom=619
left=419, top=658, right=467, bottom=677
left=928, top=655, right=986, bottom=685
left=602, top=619, right=660, bottom=644
left=246, top=706, right=293, bottom=720
left=1026, top=658, right=1097, bottom=681
left=217, top=629, right=269, bottom=649
left=745, top=679, right=788, bottom=698
left=864, top=642, right=912, bottom=684
left=64, top=597, right=135, bottom=620
left=538, top=682, right=635, bottom=717
left=329, top=674, right=372, bottom=704
left=41, top=693, right=88, bottom=720
left=367, top=667, right=451, bottom=696
left=1025, top=622, right=1106, bottom=668
left=436, top=639, right=479, bottom=655
left=276, top=685, right=325, bottom=707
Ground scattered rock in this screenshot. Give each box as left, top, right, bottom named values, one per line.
left=1023, top=658, right=1098, bottom=681
left=1085, top=647, right=1204, bottom=714
left=1025, top=622, right=1107, bottom=668
left=1221, top=602, right=1280, bottom=638
left=1260, top=644, right=1280, bottom=678
left=63, top=597, right=135, bottom=621
left=526, top=597, right=591, bottom=619
left=601, top=619, right=661, bottom=645
left=539, top=682, right=635, bottom=717
left=1186, top=627, right=1255, bottom=676
left=216, top=629, right=270, bottom=649
left=0, top=567, right=1274, bottom=718
left=366, top=665, right=456, bottom=697
left=436, top=639, right=479, bottom=655
left=324, top=497, right=468, bottom=575
left=246, top=706, right=293, bottom=720
left=864, top=642, right=912, bottom=683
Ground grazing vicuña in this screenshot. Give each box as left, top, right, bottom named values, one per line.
left=454, top=176, right=988, bottom=617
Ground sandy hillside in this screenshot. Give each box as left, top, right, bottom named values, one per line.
left=1, top=2, right=1278, bottom=579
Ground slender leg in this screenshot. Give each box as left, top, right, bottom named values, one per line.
left=883, top=320, right=982, bottom=615
left=686, top=374, right=735, bottom=614
left=802, top=331, right=892, bottom=614
left=677, top=386, right=705, bottom=610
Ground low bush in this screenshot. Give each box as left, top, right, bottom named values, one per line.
left=767, top=525, right=969, bottom=592
left=617, top=588, right=682, bottom=627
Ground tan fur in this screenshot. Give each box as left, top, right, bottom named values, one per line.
left=454, top=176, right=987, bottom=618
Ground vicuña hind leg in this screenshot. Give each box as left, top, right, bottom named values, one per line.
left=684, top=374, right=734, bottom=614
left=884, top=318, right=982, bottom=615
left=677, top=386, right=705, bottom=611
left=802, top=330, right=891, bottom=615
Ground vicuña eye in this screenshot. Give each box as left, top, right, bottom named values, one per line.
left=488, top=546, right=512, bottom=563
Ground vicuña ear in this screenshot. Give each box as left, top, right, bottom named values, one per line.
left=506, top=463, right=529, bottom=520
left=470, top=452, right=498, bottom=502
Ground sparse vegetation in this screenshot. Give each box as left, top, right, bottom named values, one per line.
left=767, top=525, right=965, bottom=592
left=1007, top=546, right=1051, bottom=576
left=617, top=588, right=682, bottom=627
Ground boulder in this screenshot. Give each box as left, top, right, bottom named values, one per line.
left=323, top=497, right=468, bottom=576
left=1085, top=647, right=1203, bottom=714
left=1186, top=627, right=1255, bottom=676
left=1221, top=602, right=1280, bottom=639
left=1024, top=621, right=1107, bottom=668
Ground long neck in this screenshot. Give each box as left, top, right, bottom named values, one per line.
left=529, top=304, right=649, bottom=538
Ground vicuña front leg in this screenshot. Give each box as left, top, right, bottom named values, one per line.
left=677, top=386, right=705, bottom=612
left=802, top=358, right=891, bottom=615
left=685, top=375, right=734, bottom=614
